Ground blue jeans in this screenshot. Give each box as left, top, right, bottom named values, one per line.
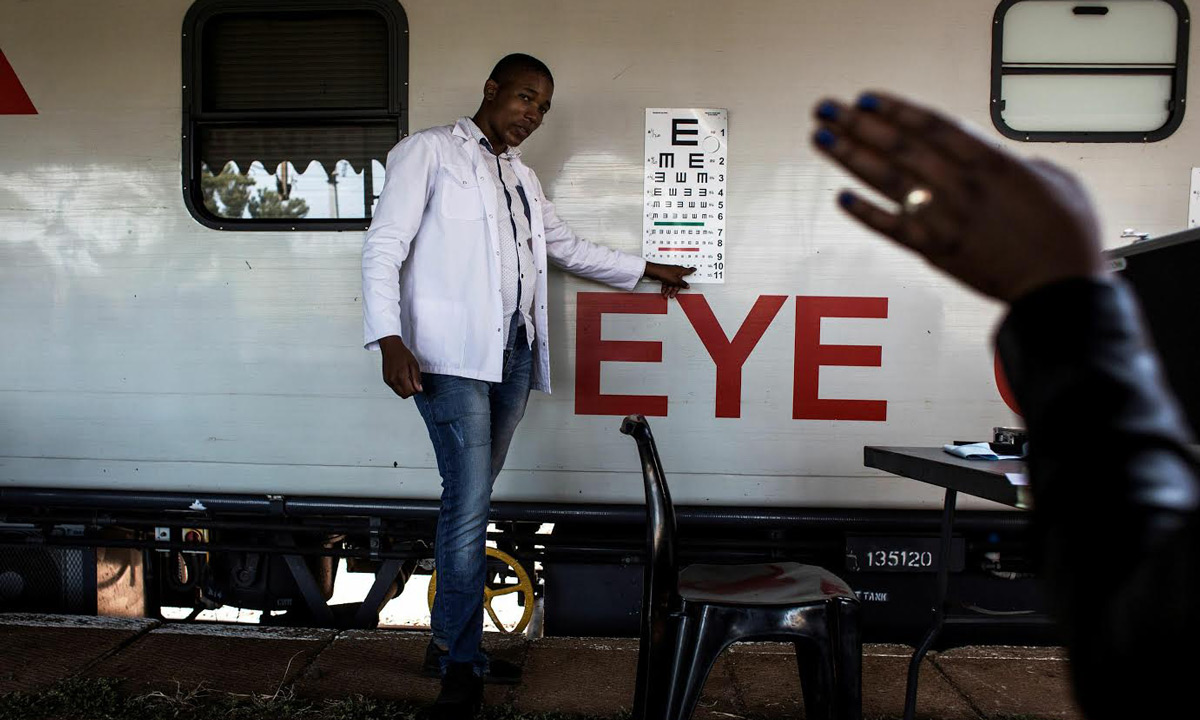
left=413, top=319, right=533, bottom=675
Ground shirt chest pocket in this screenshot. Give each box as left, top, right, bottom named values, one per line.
left=438, top=164, right=486, bottom=221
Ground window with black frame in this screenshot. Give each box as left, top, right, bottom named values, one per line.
left=182, top=0, right=408, bottom=230
left=991, top=0, right=1189, bottom=143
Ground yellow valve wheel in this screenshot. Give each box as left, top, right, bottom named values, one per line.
left=427, top=546, right=535, bottom=636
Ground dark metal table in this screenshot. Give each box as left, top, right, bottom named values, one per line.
left=863, top=446, right=1033, bottom=720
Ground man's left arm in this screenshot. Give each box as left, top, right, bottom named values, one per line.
left=538, top=185, right=694, bottom=296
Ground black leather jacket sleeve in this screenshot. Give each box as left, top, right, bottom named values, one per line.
left=996, top=276, right=1200, bottom=718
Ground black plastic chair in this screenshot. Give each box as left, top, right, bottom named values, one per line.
left=621, top=414, right=862, bottom=720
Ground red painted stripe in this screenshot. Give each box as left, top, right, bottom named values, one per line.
left=656, top=247, right=700, bottom=252
left=0, top=49, right=37, bottom=115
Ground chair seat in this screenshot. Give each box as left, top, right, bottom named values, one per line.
left=678, top=561, right=856, bottom=606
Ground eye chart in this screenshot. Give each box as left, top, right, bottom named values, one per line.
left=643, top=108, right=728, bottom=283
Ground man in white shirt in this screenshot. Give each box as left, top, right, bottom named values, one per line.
left=361, top=53, right=693, bottom=718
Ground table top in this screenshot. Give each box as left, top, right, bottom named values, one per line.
left=863, top=446, right=1031, bottom=509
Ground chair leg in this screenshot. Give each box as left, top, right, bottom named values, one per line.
left=794, top=628, right=837, bottom=720
left=638, top=613, right=687, bottom=720
left=834, top=599, right=863, bottom=720
left=666, top=607, right=730, bottom=720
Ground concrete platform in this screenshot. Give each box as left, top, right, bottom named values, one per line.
left=297, top=629, right=525, bottom=707
left=934, top=646, right=1083, bottom=720
left=0, top=615, right=1084, bottom=719
left=725, top=642, right=980, bottom=720
left=86, top=623, right=336, bottom=696
left=0, top=614, right=158, bottom=694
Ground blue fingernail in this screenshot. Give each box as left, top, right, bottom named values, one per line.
left=816, top=101, right=839, bottom=121
left=838, top=191, right=856, bottom=208
left=856, top=93, right=880, bottom=111
left=815, top=128, right=837, bottom=148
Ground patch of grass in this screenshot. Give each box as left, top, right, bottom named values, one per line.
left=1, top=678, right=310, bottom=720
left=4, top=683, right=1066, bottom=720
left=0, top=677, right=632, bottom=720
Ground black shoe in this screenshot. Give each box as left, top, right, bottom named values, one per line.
left=423, top=640, right=523, bottom=684
left=427, top=662, right=483, bottom=720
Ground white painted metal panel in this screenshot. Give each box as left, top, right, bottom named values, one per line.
left=1189, top=168, right=1200, bottom=227
left=2, top=0, right=1196, bottom=510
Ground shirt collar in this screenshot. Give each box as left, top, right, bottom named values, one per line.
left=460, top=116, right=521, bottom=160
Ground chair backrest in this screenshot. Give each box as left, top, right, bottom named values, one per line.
left=620, top=414, right=678, bottom=586
left=621, top=414, right=680, bottom=718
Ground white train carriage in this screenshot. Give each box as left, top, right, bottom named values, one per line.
left=1, top=0, right=1194, bottom=640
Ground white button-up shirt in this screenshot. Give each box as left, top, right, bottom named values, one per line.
left=460, top=118, right=538, bottom=345
left=362, top=118, right=647, bottom=393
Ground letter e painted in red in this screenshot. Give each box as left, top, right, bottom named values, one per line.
left=575, top=293, right=668, bottom=416
left=793, top=296, right=888, bottom=421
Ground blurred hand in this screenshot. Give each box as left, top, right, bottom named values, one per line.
left=378, top=335, right=423, bottom=398
left=644, top=262, right=696, bottom=299
left=811, top=92, right=1105, bottom=302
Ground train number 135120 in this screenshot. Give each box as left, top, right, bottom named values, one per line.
left=844, top=536, right=965, bottom=574
left=866, top=550, right=932, bottom=568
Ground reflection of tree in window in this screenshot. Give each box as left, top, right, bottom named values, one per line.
left=200, top=161, right=309, bottom=219
left=201, top=162, right=253, bottom=219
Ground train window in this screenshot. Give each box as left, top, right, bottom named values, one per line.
left=991, top=0, right=1188, bottom=142
left=181, top=0, right=408, bottom=230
